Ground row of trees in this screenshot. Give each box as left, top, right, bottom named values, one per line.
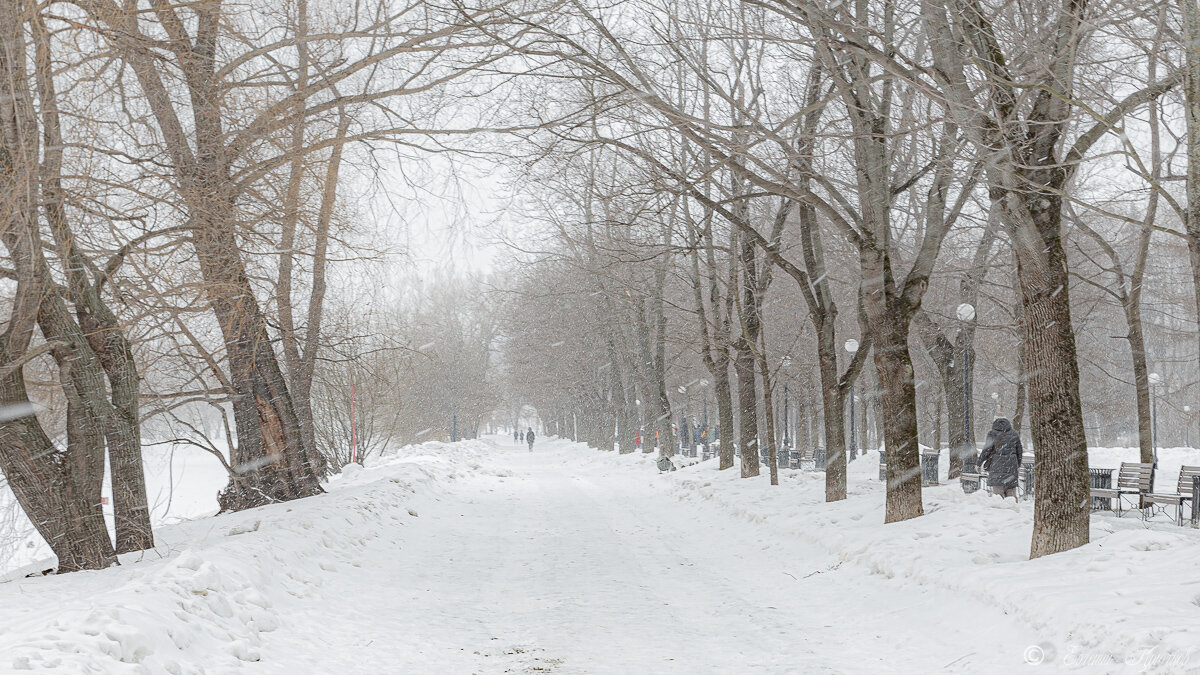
left=5, top=0, right=1200, bottom=571
left=497, top=0, right=1200, bottom=559
left=0, top=0, right=518, bottom=570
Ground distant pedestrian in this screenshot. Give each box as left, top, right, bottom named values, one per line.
left=513, top=430, right=519, bottom=444
left=526, top=428, right=536, bottom=451
left=979, top=417, right=1022, bottom=500
left=520, top=431, right=525, bottom=442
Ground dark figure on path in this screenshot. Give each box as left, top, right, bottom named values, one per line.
left=520, top=431, right=525, bottom=442
left=514, top=430, right=519, bottom=444
left=526, top=428, right=536, bottom=451
left=979, top=417, right=1022, bottom=500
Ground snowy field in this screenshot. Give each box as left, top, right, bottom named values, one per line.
left=0, top=436, right=1198, bottom=673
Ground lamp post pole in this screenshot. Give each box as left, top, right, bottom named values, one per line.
left=781, top=356, right=792, bottom=453
left=1186, top=405, right=1193, bottom=449
left=635, top=399, right=641, bottom=451
left=783, top=384, right=790, bottom=450
left=956, top=303, right=976, bottom=468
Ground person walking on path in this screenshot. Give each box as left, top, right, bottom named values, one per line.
left=979, top=417, right=1022, bottom=500
left=514, top=429, right=519, bottom=444
left=526, top=428, right=536, bottom=451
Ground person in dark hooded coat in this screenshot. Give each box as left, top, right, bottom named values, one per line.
left=978, top=417, right=1022, bottom=499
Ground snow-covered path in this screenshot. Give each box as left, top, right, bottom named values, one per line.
left=243, top=436, right=1038, bottom=674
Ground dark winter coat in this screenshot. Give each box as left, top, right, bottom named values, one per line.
left=526, top=430, right=536, bottom=445
left=978, top=418, right=1022, bottom=489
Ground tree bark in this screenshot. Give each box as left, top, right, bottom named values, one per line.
left=0, top=0, right=117, bottom=571
left=31, top=12, right=153, bottom=552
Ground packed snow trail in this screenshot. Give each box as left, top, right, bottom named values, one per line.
left=3, top=437, right=1196, bottom=672
left=241, top=436, right=1038, bottom=674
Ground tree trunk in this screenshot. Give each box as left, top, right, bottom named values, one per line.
left=714, top=355, right=736, bottom=469
left=195, top=219, right=324, bottom=510
left=1003, top=193, right=1090, bottom=559
left=734, top=337, right=760, bottom=477
left=31, top=14, right=153, bottom=552
left=1183, top=0, right=1200, bottom=393
left=874, top=316, right=923, bottom=522
left=817, top=319, right=848, bottom=501
left=0, top=0, right=117, bottom=571
left=758, top=332, right=779, bottom=485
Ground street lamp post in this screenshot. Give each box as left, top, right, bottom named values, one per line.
left=783, top=384, right=790, bottom=449
left=1184, top=405, right=1192, bottom=448
left=991, top=391, right=1000, bottom=418
left=781, top=356, right=792, bottom=454
left=845, top=339, right=859, bottom=461
left=635, top=398, right=641, bottom=450
left=956, top=303, right=976, bottom=469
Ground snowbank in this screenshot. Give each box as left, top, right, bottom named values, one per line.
left=0, top=439, right=495, bottom=672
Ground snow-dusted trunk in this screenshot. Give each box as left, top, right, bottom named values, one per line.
left=872, top=311, right=923, bottom=522
left=1001, top=192, right=1090, bottom=557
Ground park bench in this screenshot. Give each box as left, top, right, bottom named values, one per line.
left=800, top=447, right=815, bottom=469
left=960, top=469, right=986, bottom=493
left=959, top=452, right=986, bottom=494
left=1141, top=465, right=1200, bottom=525
left=799, top=447, right=826, bottom=470
left=1089, top=462, right=1154, bottom=517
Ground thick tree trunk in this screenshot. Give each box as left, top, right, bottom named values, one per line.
left=194, top=219, right=324, bottom=511
left=874, top=317, right=923, bottom=522
left=1004, top=194, right=1090, bottom=559
left=1183, top=0, right=1200, bottom=394
left=0, top=0, right=117, bottom=571
left=734, top=338, right=760, bottom=477
left=31, top=15, right=153, bottom=552
left=714, top=356, right=736, bottom=469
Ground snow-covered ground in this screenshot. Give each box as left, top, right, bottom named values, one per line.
left=0, top=436, right=1197, bottom=673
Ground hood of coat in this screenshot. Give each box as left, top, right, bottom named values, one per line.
left=991, top=417, right=1013, bottom=434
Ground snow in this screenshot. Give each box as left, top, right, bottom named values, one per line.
left=0, top=436, right=1198, bottom=672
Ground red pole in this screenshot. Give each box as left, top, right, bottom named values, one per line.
left=350, top=382, right=357, bottom=464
